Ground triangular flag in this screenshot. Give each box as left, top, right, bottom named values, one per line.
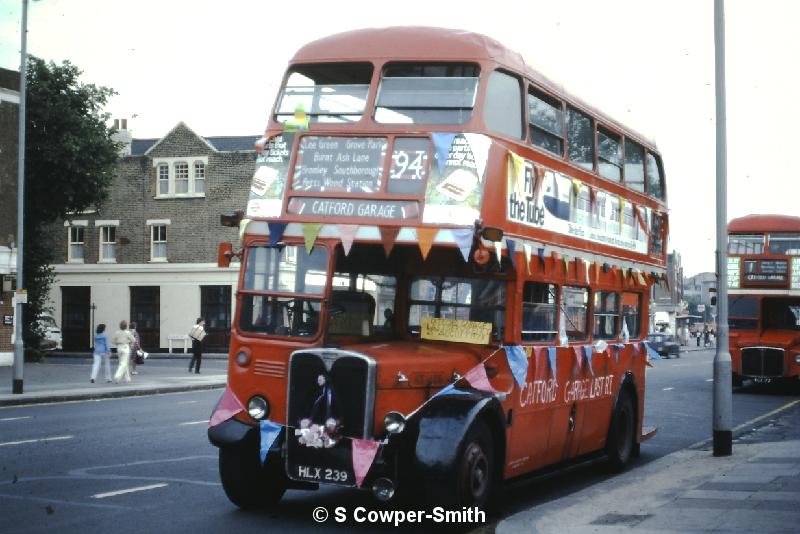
left=494, top=240, right=503, bottom=262
left=584, top=259, right=591, bottom=282
left=379, top=226, right=400, bottom=257
left=464, top=133, right=491, bottom=181
left=547, top=346, right=558, bottom=379
left=259, top=420, right=282, bottom=464
left=417, top=227, right=438, bottom=260
left=238, top=218, right=252, bottom=241
left=508, top=150, right=525, bottom=198
left=525, top=346, right=534, bottom=359
left=572, top=179, right=582, bottom=195
left=538, top=248, right=546, bottom=271
left=433, top=383, right=473, bottom=399
left=338, top=225, right=358, bottom=256
left=506, top=239, right=516, bottom=268
left=505, top=345, right=529, bottom=388
left=523, top=244, right=533, bottom=274
left=452, top=229, right=473, bottom=261
left=303, top=223, right=323, bottom=253
left=583, top=345, right=594, bottom=376
left=573, top=345, right=583, bottom=373
left=432, top=132, right=457, bottom=176
left=267, top=222, right=288, bottom=246
left=209, top=387, right=245, bottom=428
left=613, top=343, right=625, bottom=364
left=644, top=341, right=663, bottom=361
left=633, top=342, right=641, bottom=360
left=637, top=270, right=647, bottom=286
left=563, top=255, right=570, bottom=275
left=595, top=261, right=600, bottom=282
left=463, top=364, right=498, bottom=393
left=351, top=439, right=380, bottom=488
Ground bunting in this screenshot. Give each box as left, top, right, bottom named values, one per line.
left=612, top=343, right=625, bottom=364
left=643, top=341, right=663, bottom=362
left=505, top=345, right=529, bottom=388
left=208, top=387, right=245, bottom=428
left=463, top=364, right=499, bottom=393
left=303, top=223, right=323, bottom=253
left=238, top=218, right=252, bottom=241
left=452, top=229, right=474, bottom=262
left=494, top=241, right=503, bottom=262
left=573, top=345, right=583, bottom=373
left=417, top=227, right=438, bottom=260
left=338, top=225, right=358, bottom=256
left=523, top=244, right=533, bottom=274
left=464, top=134, right=491, bottom=181
left=351, top=439, right=380, bottom=488
left=432, top=132, right=457, bottom=176
left=379, top=226, right=400, bottom=257
left=506, top=239, right=516, bottom=268
left=267, top=222, right=288, bottom=246
left=547, top=346, right=558, bottom=379
left=538, top=248, right=546, bottom=271
left=595, top=261, right=601, bottom=282
left=584, top=258, right=591, bottom=283
left=259, top=420, right=283, bottom=464
left=583, top=345, right=595, bottom=376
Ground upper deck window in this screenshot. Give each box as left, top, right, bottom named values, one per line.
left=624, top=139, right=645, bottom=193
left=567, top=107, right=594, bottom=171
left=768, top=233, right=800, bottom=255
left=728, top=234, right=765, bottom=255
left=374, top=63, right=479, bottom=124
left=484, top=70, right=523, bottom=139
left=275, top=63, right=372, bottom=124
left=528, top=88, right=564, bottom=156
left=646, top=152, right=666, bottom=201
left=598, top=127, right=622, bottom=182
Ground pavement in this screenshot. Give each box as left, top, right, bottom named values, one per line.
left=0, top=353, right=228, bottom=406
left=497, top=392, right=800, bottom=533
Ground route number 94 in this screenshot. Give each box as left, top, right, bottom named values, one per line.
left=390, top=149, right=427, bottom=180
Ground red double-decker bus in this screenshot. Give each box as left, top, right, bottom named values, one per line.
left=208, top=26, right=668, bottom=511
left=727, top=215, right=800, bottom=386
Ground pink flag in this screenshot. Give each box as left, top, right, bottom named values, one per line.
left=573, top=346, right=583, bottom=372
left=463, top=364, right=498, bottom=393
left=209, top=388, right=245, bottom=427
left=351, top=439, right=380, bottom=488
left=338, top=225, right=359, bottom=256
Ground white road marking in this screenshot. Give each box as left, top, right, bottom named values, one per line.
left=0, top=435, right=73, bottom=447
left=706, top=378, right=714, bottom=382
left=0, top=416, right=32, bottom=422
left=179, top=420, right=209, bottom=426
left=92, top=483, right=168, bottom=499
left=662, top=387, right=674, bottom=391
left=178, top=400, right=198, bottom=405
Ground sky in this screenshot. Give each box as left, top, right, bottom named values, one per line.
left=1, top=0, right=798, bottom=277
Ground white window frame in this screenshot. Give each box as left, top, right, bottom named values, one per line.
left=153, top=156, right=208, bottom=199
left=147, top=219, right=171, bottom=262
left=96, top=220, right=120, bottom=263
left=65, top=220, right=88, bottom=263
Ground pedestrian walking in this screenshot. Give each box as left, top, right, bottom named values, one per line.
left=91, top=324, right=112, bottom=383
left=112, top=320, right=136, bottom=383
left=129, top=322, right=142, bottom=375
left=704, top=327, right=711, bottom=347
left=188, top=317, right=206, bottom=374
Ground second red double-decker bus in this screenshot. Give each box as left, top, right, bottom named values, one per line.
left=727, top=214, right=800, bottom=386
left=207, top=26, right=669, bottom=511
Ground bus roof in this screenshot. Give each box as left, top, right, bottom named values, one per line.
left=728, top=214, right=800, bottom=233
left=291, top=26, right=657, bottom=149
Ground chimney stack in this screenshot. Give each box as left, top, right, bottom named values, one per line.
left=110, top=117, right=133, bottom=156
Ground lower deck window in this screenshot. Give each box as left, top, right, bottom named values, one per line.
left=621, top=292, right=642, bottom=339
left=593, top=291, right=619, bottom=340
left=562, top=286, right=589, bottom=340
left=522, top=282, right=556, bottom=342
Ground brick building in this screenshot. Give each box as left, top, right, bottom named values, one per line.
left=0, top=67, right=20, bottom=366
left=46, top=122, right=256, bottom=352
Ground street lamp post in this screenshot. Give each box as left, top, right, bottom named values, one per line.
left=12, top=0, right=29, bottom=395
left=713, top=0, right=733, bottom=456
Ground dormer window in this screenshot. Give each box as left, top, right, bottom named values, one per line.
left=153, top=156, right=208, bottom=198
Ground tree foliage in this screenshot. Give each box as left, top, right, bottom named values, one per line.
left=23, top=57, right=119, bottom=349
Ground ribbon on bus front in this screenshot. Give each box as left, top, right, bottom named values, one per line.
left=352, top=439, right=380, bottom=488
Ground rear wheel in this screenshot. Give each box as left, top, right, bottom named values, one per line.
left=606, top=389, right=635, bottom=471
left=219, top=442, right=286, bottom=509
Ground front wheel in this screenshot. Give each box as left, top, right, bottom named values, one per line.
left=219, top=443, right=286, bottom=509
left=605, top=389, right=635, bottom=471
left=429, top=420, right=496, bottom=510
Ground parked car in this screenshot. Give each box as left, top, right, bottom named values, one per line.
left=647, top=332, right=680, bottom=359
left=37, top=314, right=62, bottom=351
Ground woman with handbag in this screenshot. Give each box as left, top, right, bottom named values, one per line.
left=188, top=317, right=206, bottom=374
left=112, top=320, right=136, bottom=383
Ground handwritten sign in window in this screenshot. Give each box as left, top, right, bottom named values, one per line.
left=420, top=316, right=492, bottom=345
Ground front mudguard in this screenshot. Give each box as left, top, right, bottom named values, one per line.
left=409, top=391, right=506, bottom=484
